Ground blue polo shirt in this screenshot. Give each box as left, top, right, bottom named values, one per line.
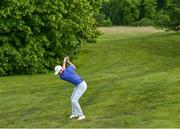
left=60, top=65, right=83, bottom=86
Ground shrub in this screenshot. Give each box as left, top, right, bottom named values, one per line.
left=0, top=0, right=101, bottom=76
left=95, top=13, right=112, bottom=26
left=153, top=10, right=170, bottom=27
left=133, top=18, right=155, bottom=26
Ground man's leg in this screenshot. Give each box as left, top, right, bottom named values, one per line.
left=71, top=81, right=87, bottom=116
left=71, top=87, right=78, bottom=115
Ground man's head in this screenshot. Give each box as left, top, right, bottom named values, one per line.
left=54, top=65, right=63, bottom=75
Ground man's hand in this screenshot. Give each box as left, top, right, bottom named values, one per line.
left=63, top=57, right=67, bottom=63
left=66, top=57, right=76, bottom=69
left=63, top=56, right=70, bottom=63
left=66, top=56, right=69, bottom=62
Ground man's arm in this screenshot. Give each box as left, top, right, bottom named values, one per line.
left=62, top=57, right=67, bottom=69
left=67, top=60, right=76, bottom=69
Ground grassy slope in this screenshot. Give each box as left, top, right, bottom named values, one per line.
left=0, top=27, right=180, bottom=127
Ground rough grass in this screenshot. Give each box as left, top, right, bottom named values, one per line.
left=98, top=26, right=165, bottom=41
left=0, top=27, right=180, bottom=127
left=98, top=26, right=164, bottom=34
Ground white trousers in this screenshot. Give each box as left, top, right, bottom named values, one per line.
left=70, top=81, right=87, bottom=116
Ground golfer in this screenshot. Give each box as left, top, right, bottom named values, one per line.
left=54, top=56, right=87, bottom=120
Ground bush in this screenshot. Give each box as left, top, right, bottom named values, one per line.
left=133, top=18, right=155, bottom=26
left=0, top=0, right=101, bottom=76
left=95, top=13, right=112, bottom=26
left=153, top=10, right=170, bottom=27
left=174, top=25, right=180, bottom=31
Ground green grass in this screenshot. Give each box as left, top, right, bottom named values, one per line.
left=0, top=27, right=180, bottom=127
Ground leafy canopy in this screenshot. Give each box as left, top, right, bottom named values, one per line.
left=0, top=0, right=101, bottom=76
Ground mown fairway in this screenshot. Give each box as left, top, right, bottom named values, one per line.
left=0, top=27, right=180, bottom=127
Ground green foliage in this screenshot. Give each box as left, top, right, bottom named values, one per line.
left=0, top=0, right=101, bottom=76
left=98, top=0, right=180, bottom=28
left=109, top=0, right=140, bottom=25
left=154, top=10, right=170, bottom=27
left=108, top=0, right=156, bottom=25
left=133, top=18, right=155, bottom=26
left=169, top=0, right=180, bottom=29
left=142, top=0, right=157, bottom=19
left=95, top=13, right=112, bottom=26
left=96, top=0, right=112, bottom=26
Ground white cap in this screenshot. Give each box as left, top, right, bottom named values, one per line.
left=54, top=65, right=62, bottom=75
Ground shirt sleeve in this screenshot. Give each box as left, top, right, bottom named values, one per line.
left=68, top=65, right=75, bottom=71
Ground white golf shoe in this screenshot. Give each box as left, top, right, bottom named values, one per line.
left=77, top=115, right=86, bottom=120
left=69, top=114, right=78, bottom=119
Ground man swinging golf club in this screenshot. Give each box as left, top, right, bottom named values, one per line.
left=54, top=56, right=87, bottom=120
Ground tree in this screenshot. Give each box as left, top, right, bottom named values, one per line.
left=0, top=0, right=101, bottom=76
left=169, top=0, right=180, bottom=29
left=99, top=0, right=179, bottom=28
left=109, top=0, right=140, bottom=25
left=96, top=0, right=112, bottom=26
left=138, top=0, right=157, bottom=21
